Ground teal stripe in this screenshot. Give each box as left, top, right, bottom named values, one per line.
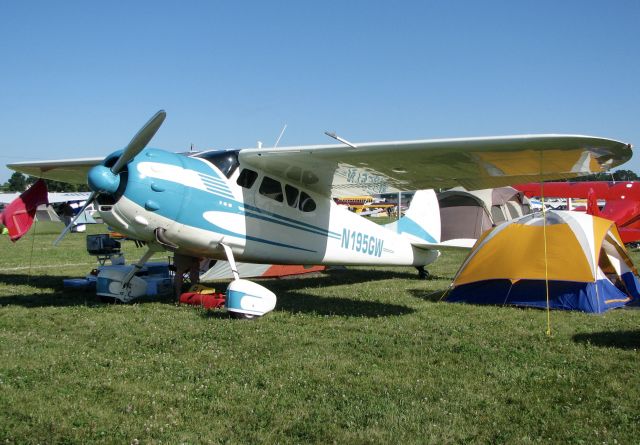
left=244, top=209, right=341, bottom=240
left=243, top=203, right=341, bottom=238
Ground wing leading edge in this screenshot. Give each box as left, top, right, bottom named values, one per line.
left=7, top=135, right=632, bottom=194
left=238, top=134, right=632, bottom=196
left=7, top=157, right=104, bottom=184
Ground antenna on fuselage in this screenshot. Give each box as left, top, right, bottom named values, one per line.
left=324, top=131, right=357, bottom=149
left=274, top=124, right=287, bottom=148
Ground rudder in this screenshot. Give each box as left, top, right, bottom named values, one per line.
left=385, top=190, right=441, bottom=244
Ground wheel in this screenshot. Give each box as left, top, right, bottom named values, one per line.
left=229, top=311, right=258, bottom=320
left=99, top=295, right=122, bottom=304
left=416, top=266, right=430, bottom=280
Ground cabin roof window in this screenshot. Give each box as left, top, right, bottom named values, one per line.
left=193, top=150, right=240, bottom=178
left=259, top=176, right=283, bottom=202
left=237, top=168, right=258, bottom=189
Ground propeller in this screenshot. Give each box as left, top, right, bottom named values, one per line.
left=53, top=191, right=98, bottom=245
left=111, top=110, right=166, bottom=174
left=53, top=110, right=166, bottom=246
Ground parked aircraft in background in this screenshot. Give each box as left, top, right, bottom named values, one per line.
left=0, top=191, right=91, bottom=207
left=0, top=190, right=96, bottom=235
left=515, top=181, right=640, bottom=244
left=7, top=110, right=632, bottom=316
left=333, top=195, right=396, bottom=216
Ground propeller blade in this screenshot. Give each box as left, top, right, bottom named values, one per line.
left=111, top=110, right=166, bottom=174
left=53, top=191, right=97, bottom=246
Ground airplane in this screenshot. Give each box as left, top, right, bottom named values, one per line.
left=333, top=195, right=395, bottom=215
left=515, top=181, right=640, bottom=244
left=7, top=110, right=633, bottom=317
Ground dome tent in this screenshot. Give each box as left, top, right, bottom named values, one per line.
left=446, top=210, right=640, bottom=313
left=437, top=186, right=532, bottom=243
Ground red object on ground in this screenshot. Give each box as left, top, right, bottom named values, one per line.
left=179, top=292, right=226, bottom=309
left=1, top=180, right=49, bottom=242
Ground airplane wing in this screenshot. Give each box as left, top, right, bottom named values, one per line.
left=411, top=238, right=477, bottom=250
left=239, top=135, right=632, bottom=196
left=0, top=191, right=91, bottom=205
left=0, top=193, right=20, bottom=204
left=7, top=157, right=104, bottom=184
left=47, top=192, right=92, bottom=203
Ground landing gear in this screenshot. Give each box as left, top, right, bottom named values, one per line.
left=230, top=312, right=257, bottom=320
left=416, top=266, right=430, bottom=280
left=221, top=243, right=277, bottom=319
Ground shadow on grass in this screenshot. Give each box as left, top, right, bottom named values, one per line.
left=196, top=270, right=419, bottom=318
left=264, top=268, right=422, bottom=288
left=0, top=273, right=102, bottom=307
left=0, top=269, right=418, bottom=317
left=0, top=273, right=177, bottom=308
left=274, top=290, right=414, bottom=317
left=573, top=330, right=640, bottom=350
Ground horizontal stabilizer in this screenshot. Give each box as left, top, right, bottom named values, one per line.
left=411, top=238, right=475, bottom=251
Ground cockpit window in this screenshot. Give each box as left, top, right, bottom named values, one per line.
left=193, top=150, right=240, bottom=178
left=237, top=169, right=258, bottom=189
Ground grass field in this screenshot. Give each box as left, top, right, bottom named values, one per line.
left=1, top=222, right=639, bottom=444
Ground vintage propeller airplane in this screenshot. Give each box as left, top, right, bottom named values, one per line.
left=7, top=110, right=633, bottom=317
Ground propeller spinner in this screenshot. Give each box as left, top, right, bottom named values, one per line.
left=53, top=110, right=166, bottom=245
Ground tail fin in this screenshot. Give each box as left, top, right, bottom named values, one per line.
left=385, top=190, right=441, bottom=244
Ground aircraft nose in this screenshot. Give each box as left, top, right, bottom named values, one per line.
left=88, top=165, right=121, bottom=194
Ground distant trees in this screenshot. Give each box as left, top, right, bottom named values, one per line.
left=568, top=169, right=639, bottom=182
left=5, top=172, right=27, bottom=192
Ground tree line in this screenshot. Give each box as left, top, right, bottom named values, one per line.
left=564, top=169, right=638, bottom=182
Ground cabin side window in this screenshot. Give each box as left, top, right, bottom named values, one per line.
left=299, top=191, right=316, bottom=212
left=237, top=169, right=258, bottom=189
left=285, top=184, right=299, bottom=207
left=259, top=176, right=283, bottom=202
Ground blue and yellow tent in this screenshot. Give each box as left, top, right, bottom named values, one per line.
left=446, top=210, right=640, bottom=313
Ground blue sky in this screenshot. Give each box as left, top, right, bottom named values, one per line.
left=1, top=0, right=639, bottom=183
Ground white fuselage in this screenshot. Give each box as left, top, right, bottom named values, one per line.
left=97, top=149, right=438, bottom=267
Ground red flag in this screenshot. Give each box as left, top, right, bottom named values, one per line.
left=1, top=179, right=49, bottom=242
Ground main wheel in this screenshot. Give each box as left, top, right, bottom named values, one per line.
left=230, top=311, right=258, bottom=320
left=416, top=266, right=430, bottom=280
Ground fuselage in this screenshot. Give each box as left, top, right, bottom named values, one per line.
left=97, top=148, right=438, bottom=267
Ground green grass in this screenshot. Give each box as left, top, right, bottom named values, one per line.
left=1, top=223, right=639, bottom=444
